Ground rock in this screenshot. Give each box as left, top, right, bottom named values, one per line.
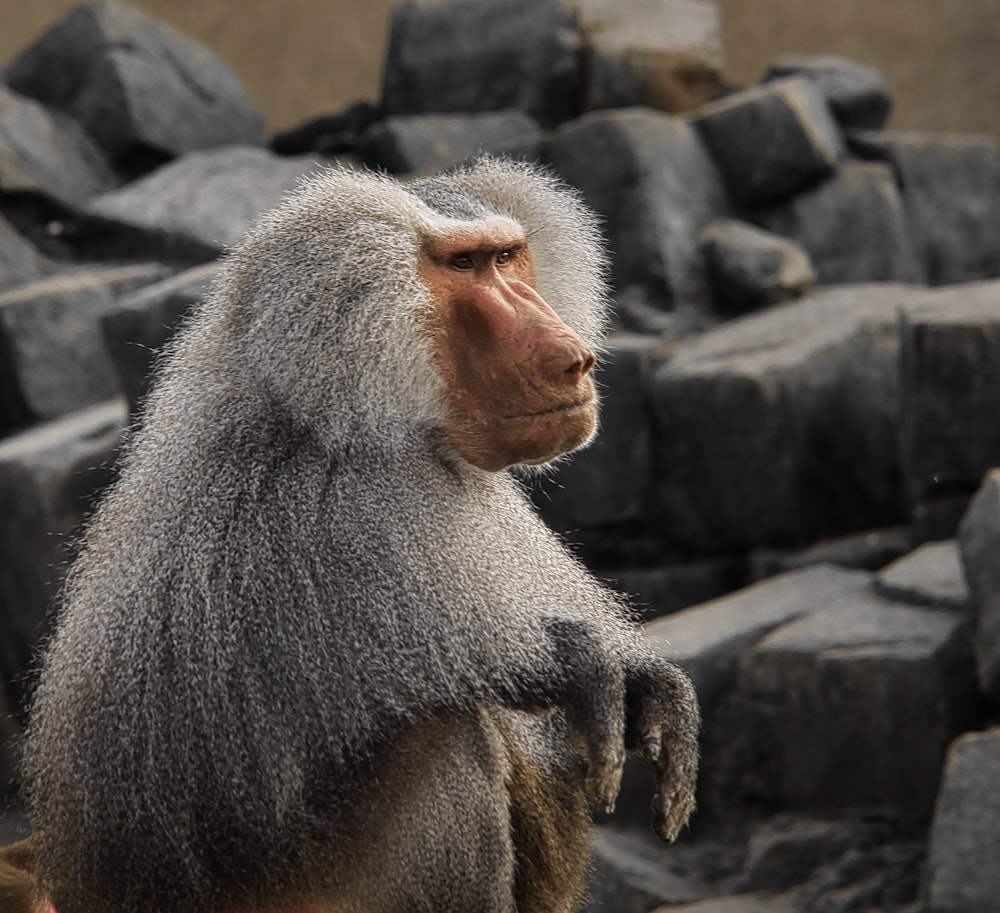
left=5, top=0, right=264, bottom=173
left=645, top=564, right=871, bottom=721
left=0, top=85, right=116, bottom=212
left=0, top=263, right=170, bottom=432
left=602, top=556, right=746, bottom=620
left=578, top=0, right=727, bottom=114
left=270, top=101, right=379, bottom=157
left=534, top=333, right=663, bottom=532
left=753, top=161, right=923, bottom=285
left=898, top=280, right=1000, bottom=515
left=957, top=469, right=1000, bottom=699
left=101, top=263, right=221, bottom=413
left=583, top=829, right=703, bottom=912
left=360, top=110, right=542, bottom=175
left=849, top=130, right=1000, bottom=286
left=651, top=893, right=802, bottom=913
left=874, top=541, right=970, bottom=612
left=0, top=399, right=127, bottom=712
left=545, top=107, right=729, bottom=307
left=699, top=218, right=815, bottom=316
left=83, top=146, right=327, bottom=263
left=750, top=526, right=914, bottom=580
left=0, top=213, right=47, bottom=293
left=690, top=77, right=844, bottom=207
left=923, top=727, right=1000, bottom=913
left=709, top=583, right=979, bottom=820
left=651, top=284, right=921, bottom=551
left=762, top=54, right=892, bottom=131
left=381, top=0, right=582, bottom=127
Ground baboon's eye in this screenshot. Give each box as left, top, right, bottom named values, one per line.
left=496, top=250, right=512, bottom=267
left=449, top=253, right=475, bottom=271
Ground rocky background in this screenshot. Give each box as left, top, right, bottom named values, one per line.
left=1, top=2, right=1000, bottom=912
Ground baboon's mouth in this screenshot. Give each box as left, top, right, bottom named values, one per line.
left=503, top=400, right=595, bottom=421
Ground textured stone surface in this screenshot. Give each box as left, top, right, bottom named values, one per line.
left=699, top=218, right=815, bottom=316
left=546, top=107, right=729, bottom=307
left=762, top=53, right=892, bottom=130
left=0, top=85, right=116, bottom=211
left=754, top=161, right=922, bottom=285
left=850, top=130, right=1000, bottom=285
left=898, top=280, right=1000, bottom=511
left=85, top=146, right=325, bottom=262
left=957, top=469, right=1000, bottom=699
left=691, top=77, right=844, bottom=207
left=874, top=540, right=970, bottom=611
left=0, top=263, right=171, bottom=431
left=5, top=0, right=264, bottom=170
left=651, top=284, right=921, bottom=550
left=360, top=110, right=541, bottom=175
left=924, top=728, right=1000, bottom=913
left=0, top=213, right=47, bottom=293
left=102, top=263, right=221, bottom=412
left=381, top=0, right=582, bottom=126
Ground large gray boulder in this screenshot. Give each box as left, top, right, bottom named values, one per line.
left=101, top=263, right=221, bottom=413
left=850, top=130, right=1000, bottom=285
left=381, top=0, right=582, bottom=126
left=360, top=110, right=542, bottom=175
left=545, top=107, right=730, bottom=307
left=698, top=218, right=815, bottom=316
left=84, top=146, right=327, bottom=263
left=5, top=0, right=264, bottom=171
left=690, top=77, right=844, bottom=207
left=957, top=468, right=1000, bottom=699
left=0, top=85, right=116, bottom=211
left=923, top=728, right=1000, bottom=913
left=898, top=280, right=1000, bottom=515
left=753, top=161, right=923, bottom=285
left=762, top=54, right=892, bottom=131
left=578, top=0, right=727, bottom=114
left=0, top=399, right=127, bottom=712
left=707, top=582, right=978, bottom=819
left=874, top=540, right=970, bottom=612
left=651, top=284, right=923, bottom=551
left=0, top=213, right=48, bottom=293
left=0, top=263, right=171, bottom=432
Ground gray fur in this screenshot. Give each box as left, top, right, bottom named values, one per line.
left=24, top=157, right=699, bottom=913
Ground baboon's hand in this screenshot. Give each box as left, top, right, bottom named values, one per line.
left=625, top=658, right=700, bottom=842
left=542, top=617, right=626, bottom=815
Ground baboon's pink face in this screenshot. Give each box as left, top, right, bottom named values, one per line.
left=422, top=227, right=597, bottom=472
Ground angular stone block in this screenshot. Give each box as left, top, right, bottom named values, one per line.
left=958, top=469, right=1000, bottom=699
left=850, top=130, right=1000, bottom=285
left=874, top=541, right=970, bottom=612
left=546, top=108, right=729, bottom=307
left=754, top=161, right=922, bottom=285
left=101, top=263, right=221, bottom=412
left=710, top=586, right=978, bottom=818
left=898, top=280, right=1000, bottom=511
left=924, top=728, right=1000, bottom=913
left=84, top=146, right=326, bottom=263
left=762, top=53, right=892, bottom=130
left=579, top=0, right=727, bottom=114
left=691, top=77, right=844, bottom=207
left=0, top=399, right=127, bottom=710
left=651, top=284, right=923, bottom=551
left=0, top=263, right=171, bottom=432
left=699, top=218, right=815, bottom=317
left=5, top=1, right=264, bottom=171
left=381, top=0, right=582, bottom=127
left=361, top=110, right=542, bottom=175
left=0, top=214, right=47, bottom=293
left=0, top=85, right=116, bottom=211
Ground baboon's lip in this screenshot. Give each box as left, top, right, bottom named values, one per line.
left=503, top=400, right=595, bottom=421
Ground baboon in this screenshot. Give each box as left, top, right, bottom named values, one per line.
left=16, top=157, right=700, bottom=913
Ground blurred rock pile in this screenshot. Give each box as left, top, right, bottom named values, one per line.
left=1, top=1, right=999, bottom=911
